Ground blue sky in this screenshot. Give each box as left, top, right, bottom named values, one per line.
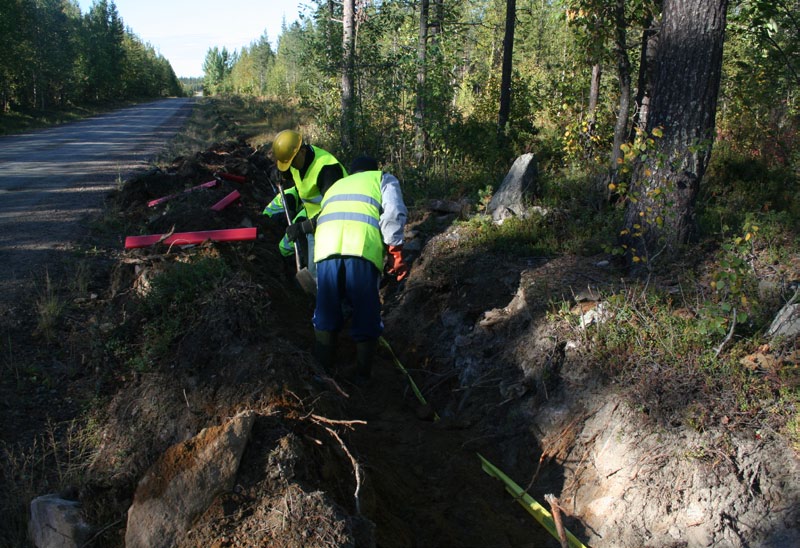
left=77, top=0, right=304, bottom=77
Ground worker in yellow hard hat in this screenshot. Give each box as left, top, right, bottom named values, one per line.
left=271, top=130, right=347, bottom=279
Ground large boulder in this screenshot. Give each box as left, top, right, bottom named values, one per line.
left=486, top=153, right=540, bottom=223
left=124, top=410, right=256, bottom=548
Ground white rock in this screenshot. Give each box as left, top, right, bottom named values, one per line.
left=29, top=494, right=91, bottom=548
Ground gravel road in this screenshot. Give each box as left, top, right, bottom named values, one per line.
left=0, top=97, right=195, bottom=302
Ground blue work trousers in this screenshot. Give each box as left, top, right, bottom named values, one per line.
left=313, top=256, right=383, bottom=342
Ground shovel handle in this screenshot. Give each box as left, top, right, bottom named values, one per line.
left=277, top=182, right=303, bottom=273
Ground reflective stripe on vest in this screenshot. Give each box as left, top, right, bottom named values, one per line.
left=290, top=146, right=343, bottom=218
left=262, top=201, right=284, bottom=217
left=323, top=193, right=381, bottom=210
left=317, top=211, right=380, bottom=229
left=279, top=236, right=294, bottom=256
left=314, top=171, right=384, bottom=271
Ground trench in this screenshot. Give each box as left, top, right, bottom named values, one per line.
left=327, top=326, right=567, bottom=547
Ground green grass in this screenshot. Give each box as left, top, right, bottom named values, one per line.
left=1, top=419, right=99, bottom=546
left=527, top=148, right=800, bottom=445
left=153, top=95, right=309, bottom=166
left=142, top=256, right=230, bottom=313
left=35, top=271, right=64, bottom=342
left=699, top=149, right=800, bottom=235
left=555, top=282, right=799, bottom=437
left=133, top=255, right=231, bottom=368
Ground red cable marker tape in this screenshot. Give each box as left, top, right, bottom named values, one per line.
left=217, top=173, right=246, bottom=183
left=210, top=190, right=241, bottom=211
left=124, top=227, right=257, bottom=249
left=147, top=180, right=217, bottom=207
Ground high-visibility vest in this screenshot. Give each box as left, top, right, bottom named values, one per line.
left=314, top=170, right=384, bottom=271
left=289, top=146, right=344, bottom=218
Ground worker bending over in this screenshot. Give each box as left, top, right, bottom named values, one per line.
left=311, top=155, right=409, bottom=384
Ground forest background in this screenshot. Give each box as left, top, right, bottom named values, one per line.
left=200, top=0, right=799, bottom=266
left=0, top=0, right=183, bottom=131
left=3, top=0, right=798, bottom=221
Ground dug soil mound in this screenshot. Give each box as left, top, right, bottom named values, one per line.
left=4, top=138, right=798, bottom=547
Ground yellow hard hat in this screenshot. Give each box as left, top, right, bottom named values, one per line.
left=272, top=130, right=303, bottom=171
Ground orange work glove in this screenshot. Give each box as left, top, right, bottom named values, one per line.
left=386, top=245, right=409, bottom=282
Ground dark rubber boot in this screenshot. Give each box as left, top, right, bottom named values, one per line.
left=355, top=339, right=378, bottom=383
left=314, top=330, right=336, bottom=374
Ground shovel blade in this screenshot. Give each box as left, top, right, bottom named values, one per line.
left=296, top=268, right=317, bottom=296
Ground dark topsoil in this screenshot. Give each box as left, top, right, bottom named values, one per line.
left=2, top=138, right=797, bottom=548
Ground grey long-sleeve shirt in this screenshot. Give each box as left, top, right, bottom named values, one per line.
left=379, top=173, right=408, bottom=247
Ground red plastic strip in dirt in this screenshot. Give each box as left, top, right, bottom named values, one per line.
left=216, top=172, right=246, bottom=183
left=124, top=227, right=257, bottom=249
left=147, top=180, right=218, bottom=207
left=210, top=190, right=241, bottom=211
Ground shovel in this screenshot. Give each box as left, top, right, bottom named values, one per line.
left=278, top=182, right=317, bottom=295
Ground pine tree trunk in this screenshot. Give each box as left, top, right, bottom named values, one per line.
left=622, top=0, right=729, bottom=267
left=498, top=0, right=516, bottom=140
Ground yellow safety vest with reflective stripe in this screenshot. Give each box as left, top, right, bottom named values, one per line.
left=289, top=146, right=343, bottom=218
left=314, top=170, right=384, bottom=271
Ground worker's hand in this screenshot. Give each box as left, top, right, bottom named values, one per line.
left=285, top=219, right=315, bottom=242
left=270, top=165, right=292, bottom=187
left=269, top=164, right=282, bottom=182
left=386, top=245, right=409, bottom=282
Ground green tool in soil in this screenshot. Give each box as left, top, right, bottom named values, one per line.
left=378, top=336, right=439, bottom=421
left=478, top=453, right=587, bottom=548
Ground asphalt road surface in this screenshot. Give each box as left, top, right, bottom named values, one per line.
left=0, top=97, right=195, bottom=302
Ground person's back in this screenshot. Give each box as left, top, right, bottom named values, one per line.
left=315, top=169, right=386, bottom=271
left=311, top=156, right=409, bottom=383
